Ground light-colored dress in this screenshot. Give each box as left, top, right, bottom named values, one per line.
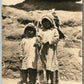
left=40, top=28, right=59, bottom=71
left=20, top=37, right=37, bottom=70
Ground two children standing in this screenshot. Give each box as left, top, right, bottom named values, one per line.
left=18, top=13, right=65, bottom=84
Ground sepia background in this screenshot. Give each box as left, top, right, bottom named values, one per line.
left=2, top=0, right=82, bottom=84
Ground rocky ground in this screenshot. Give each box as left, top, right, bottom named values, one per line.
left=2, top=0, right=82, bottom=83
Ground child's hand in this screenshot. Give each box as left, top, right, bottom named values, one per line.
left=34, top=43, right=41, bottom=49
left=18, top=56, right=24, bottom=61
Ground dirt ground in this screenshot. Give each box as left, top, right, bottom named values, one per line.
left=2, top=78, right=82, bottom=84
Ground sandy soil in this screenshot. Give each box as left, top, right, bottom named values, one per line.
left=2, top=78, right=82, bottom=84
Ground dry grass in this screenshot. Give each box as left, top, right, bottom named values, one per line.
left=2, top=5, right=82, bottom=81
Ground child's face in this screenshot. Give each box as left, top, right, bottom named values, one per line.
left=42, top=19, right=52, bottom=29
left=26, top=30, right=34, bottom=37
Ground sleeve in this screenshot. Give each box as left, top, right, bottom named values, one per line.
left=35, top=35, right=42, bottom=48
left=36, top=29, right=43, bottom=45
left=50, top=29, right=59, bottom=45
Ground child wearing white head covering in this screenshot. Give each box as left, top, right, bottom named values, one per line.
left=38, top=14, right=60, bottom=84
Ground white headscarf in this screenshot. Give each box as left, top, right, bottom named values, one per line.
left=40, top=13, right=57, bottom=29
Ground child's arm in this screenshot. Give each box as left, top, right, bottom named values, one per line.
left=19, top=39, right=25, bottom=61
left=50, top=29, right=59, bottom=45
left=35, top=35, right=42, bottom=50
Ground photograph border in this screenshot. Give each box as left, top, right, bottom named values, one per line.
left=82, top=0, right=84, bottom=84
left=0, top=0, right=2, bottom=84
left=0, top=0, right=83, bottom=84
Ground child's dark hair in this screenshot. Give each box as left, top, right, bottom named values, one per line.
left=42, top=18, right=54, bottom=28
left=22, top=26, right=36, bottom=38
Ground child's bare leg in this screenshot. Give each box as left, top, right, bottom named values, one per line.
left=46, top=70, right=49, bottom=83
left=55, top=70, right=59, bottom=84
left=50, top=71, right=53, bottom=84
left=50, top=70, right=59, bottom=84
left=18, top=70, right=27, bottom=84
left=29, top=69, right=37, bottom=84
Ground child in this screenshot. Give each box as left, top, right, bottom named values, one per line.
left=38, top=14, right=60, bottom=84
left=18, top=23, right=40, bottom=84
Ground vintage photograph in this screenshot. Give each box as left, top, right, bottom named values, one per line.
left=2, top=0, right=82, bottom=84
